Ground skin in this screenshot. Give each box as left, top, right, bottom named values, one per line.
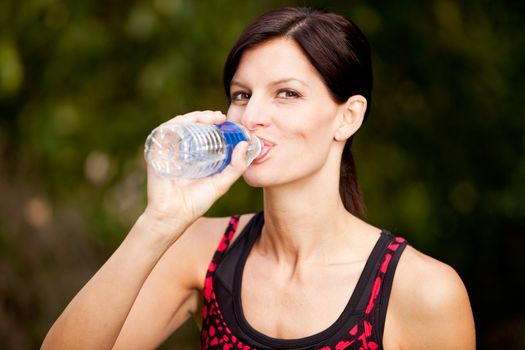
left=42, top=38, right=475, bottom=350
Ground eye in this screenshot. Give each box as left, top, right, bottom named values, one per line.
left=276, top=89, right=301, bottom=99
left=231, top=91, right=251, bottom=103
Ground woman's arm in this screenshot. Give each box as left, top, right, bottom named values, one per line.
left=41, top=111, right=249, bottom=350
left=384, top=247, right=476, bottom=350
left=111, top=216, right=231, bottom=350
left=41, top=214, right=191, bottom=350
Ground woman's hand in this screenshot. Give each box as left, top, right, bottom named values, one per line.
left=42, top=111, right=244, bottom=350
left=143, top=110, right=249, bottom=239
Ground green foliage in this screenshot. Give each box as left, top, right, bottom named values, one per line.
left=0, top=1, right=524, bottom=349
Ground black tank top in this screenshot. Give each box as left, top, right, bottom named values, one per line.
left=201, top=213, right=408, bottom=350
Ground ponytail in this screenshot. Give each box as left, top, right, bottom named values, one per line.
left=339, top=138, right=365, bottom=216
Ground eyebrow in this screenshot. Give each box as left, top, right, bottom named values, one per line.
left=230, top=80, right=249, bottom=89
left=230, top=78, right=309, bottom=89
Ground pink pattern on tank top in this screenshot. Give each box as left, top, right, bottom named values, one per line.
left=201, top=216, right=406, bottom=350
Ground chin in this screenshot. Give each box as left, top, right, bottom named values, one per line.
left=242, top=165, right=305, bottom=189
left=242, top=167, right=282, bottom=188
left=242, top=172, right=268, bottom=188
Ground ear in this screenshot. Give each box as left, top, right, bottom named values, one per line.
left=334, top=95, right=367, bottom=142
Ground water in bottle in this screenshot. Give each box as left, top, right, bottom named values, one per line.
left=144, top=121, right=261, bottom=179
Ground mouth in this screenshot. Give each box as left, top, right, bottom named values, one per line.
left=252, top=137, right=274, bottom=164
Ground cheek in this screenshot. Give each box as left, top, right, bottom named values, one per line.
left=289, top=114, right=337, bottom=161
left=281, top=124, right=335, bottom=171
left=289, top=115, right=335, bottom=149
left=242, top=125, right=335, bottom=187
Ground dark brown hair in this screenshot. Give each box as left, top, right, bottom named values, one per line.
left=223, top=7, right=372, bottom=216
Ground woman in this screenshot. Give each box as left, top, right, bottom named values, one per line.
left=42, top=7, right=475, bottom=350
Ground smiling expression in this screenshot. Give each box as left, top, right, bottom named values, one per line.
left=226, top=37, right=349, bottom=188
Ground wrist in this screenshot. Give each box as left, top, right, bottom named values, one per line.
left=134, top=209, right=193, bottom=246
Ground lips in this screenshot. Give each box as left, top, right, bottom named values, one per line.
left=252, top=137, right=274, bottom=163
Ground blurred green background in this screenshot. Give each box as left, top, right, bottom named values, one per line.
left=1, top=0, right=524, bottom=349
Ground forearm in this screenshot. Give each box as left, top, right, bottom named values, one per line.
left=42, top=214, right=190, bottom=350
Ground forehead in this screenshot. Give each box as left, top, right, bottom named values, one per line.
left=233, top=37, right=322, bottom=84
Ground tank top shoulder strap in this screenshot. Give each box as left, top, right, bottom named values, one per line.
left=205, top=213, right=264, bottom=279
left=203, top=214, right=261, bottom=306
left=210, top=215, right=241, bottom=266
left=370, top=231, right=408, bottom=345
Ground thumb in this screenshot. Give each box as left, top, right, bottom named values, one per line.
left=209, top=141, right=249, bottom=196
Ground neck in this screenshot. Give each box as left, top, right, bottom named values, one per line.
left=260, top=167, right=359, bottom=265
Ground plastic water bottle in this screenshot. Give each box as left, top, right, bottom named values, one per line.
left=144, top=121, right=261, bottom=179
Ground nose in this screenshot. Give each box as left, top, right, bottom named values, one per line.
left=240, top=96, right=270, bottom=131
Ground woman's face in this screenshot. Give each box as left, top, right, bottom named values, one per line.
left=227, top=38, right=346, bottom=188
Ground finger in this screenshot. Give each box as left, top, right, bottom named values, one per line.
left=192, top=111, right=227, bottom=125
left=164, top=111, right=226, bottom=125
left=209, top=141, right=249, bottom=196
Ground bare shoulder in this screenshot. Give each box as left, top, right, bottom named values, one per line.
left=394, top=246, right=468, bottom=312
left=162, top=213, right=256, bottom=289
left=384, top=245, right=476, bottom=350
